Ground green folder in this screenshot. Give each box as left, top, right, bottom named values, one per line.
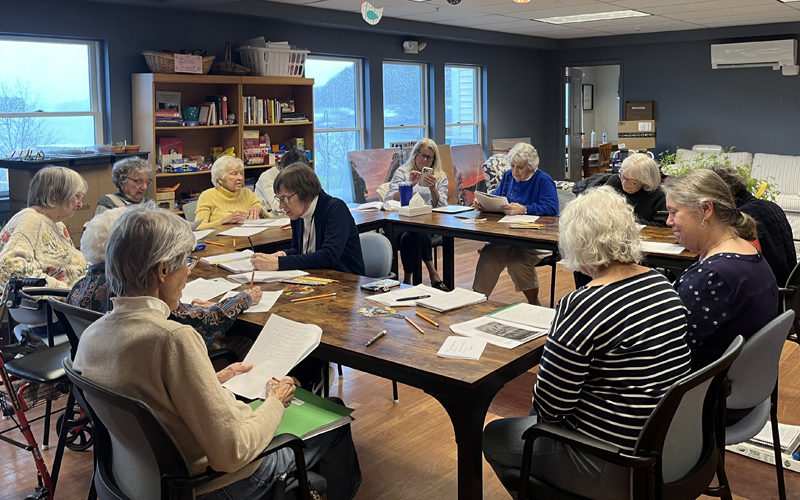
left=249, top=387, right=355, bottom=440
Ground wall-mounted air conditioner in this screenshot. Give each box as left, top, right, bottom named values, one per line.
left=710, top=39, right=798, bottom=76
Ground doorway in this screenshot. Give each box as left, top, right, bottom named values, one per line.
left=563, top=64, right=621, bottom=181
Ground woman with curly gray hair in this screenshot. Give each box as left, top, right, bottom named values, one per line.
left=95, top=156, right=153, bottom=215
left=483, top=186, right=690, bottom=497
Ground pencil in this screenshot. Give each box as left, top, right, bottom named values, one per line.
left=291, top=292, right=337, bottom=303
left=233, top=239, right=236, bottom=247
left=201, top=240, right=225, bottom=247
left=404, top=316, right=424, bottom=334
left=415, top=311, right=439, bottom=328
left=250, top=271, right=255, bottom=288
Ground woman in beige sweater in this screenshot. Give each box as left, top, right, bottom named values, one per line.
left=73, top=205, right=360, bottom=499
left=0, top=166, right=88, bottom=288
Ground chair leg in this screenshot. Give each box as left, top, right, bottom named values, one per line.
left=392, top=380, right=399, bottom=403
left=337, top=363, right=343, bottom=377
left=548, top=262, right=557, bottom=308
left=42, top=399, right=52, bottom=449
left=50, top=390, right=75, bottom=492
left=770, top=385, right=787, bottom=500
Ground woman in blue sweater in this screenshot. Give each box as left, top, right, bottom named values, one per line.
left=472, top=143, right=558, bottom=304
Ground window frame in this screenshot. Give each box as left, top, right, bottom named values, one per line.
left=382, top=60, right=429, bottom=146
left=444, top=64, right=482, bottom=146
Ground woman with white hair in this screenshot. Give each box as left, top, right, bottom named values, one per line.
left=95, top=156, right=153, bottom=215
left=385, top=138, right=449, bottom=289
left=68, top=206, right=262, bottom=352
left=73, top=205, right=361, bottom=499
left=472, top=143, right=558, bottom=304
left=605, top=152, right=666, bottom=226
left=0, top=166, right=88, bottom=288
left=195, top=156, right=264, bottom=229
left=483, top=186, right=691, bottom=497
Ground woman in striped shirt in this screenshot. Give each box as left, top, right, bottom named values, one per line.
left=483, top=186, right=692, bottom=498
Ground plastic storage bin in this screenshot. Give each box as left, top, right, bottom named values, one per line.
left=237, top=46, right=308, bottom=77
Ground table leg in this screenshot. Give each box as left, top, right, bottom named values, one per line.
left=443, top=236, right=455, bottom=290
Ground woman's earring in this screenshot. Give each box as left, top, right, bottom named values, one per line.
left=700, top=219, right=707, bottom=229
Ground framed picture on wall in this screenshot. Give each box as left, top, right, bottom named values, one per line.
left=582, top=84, right=593, bottom=110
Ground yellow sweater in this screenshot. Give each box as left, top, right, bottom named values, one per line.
left=195, top=186, right=264, bottom=229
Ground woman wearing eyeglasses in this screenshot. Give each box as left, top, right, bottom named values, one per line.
left=95, top=156, right=153, bottom=215
left=195, top=156, right=265, bottom=229
left=385, top=138, right=450, bottom=290
left=605, top=153, right=667, bottom=227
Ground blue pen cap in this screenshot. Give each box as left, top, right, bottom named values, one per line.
left=194, top=243, right=206, bottom=252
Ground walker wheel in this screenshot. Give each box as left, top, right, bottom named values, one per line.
left=56, top=410, right=94, bottom=452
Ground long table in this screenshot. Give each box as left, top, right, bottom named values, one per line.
left=191, top=265, right=545, bottom=499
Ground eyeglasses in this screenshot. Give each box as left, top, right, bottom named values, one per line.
left=619, top=173, right=641, bottom=186
left=417, top=153, right=434, bottom=162
left=186, top=256, right=198, bottom=270
left=126, top=176, right=152, bottom=187
left=276, top=192, right=298, bottom=205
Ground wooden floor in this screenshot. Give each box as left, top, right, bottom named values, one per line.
left=3, top=239, right=800, bottom=499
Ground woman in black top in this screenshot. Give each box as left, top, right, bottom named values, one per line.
left=605, top=152, right=667, bottom=227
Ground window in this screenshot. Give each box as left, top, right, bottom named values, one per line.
left=444, top=65, right=481, bottom=146
left=306, top=56, right=364, bottom=203
left=0, top=36, right=105, bottom=195
left=383, top=62, right=427, bottom=147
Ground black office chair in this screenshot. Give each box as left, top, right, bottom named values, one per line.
left=502, top=336, right=743, bottom=499
left=779, top=260, right=800, bottom=345
left=63, top=358, right=323, bottom=500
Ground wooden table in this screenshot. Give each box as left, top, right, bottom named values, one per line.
left=191, top=265, right=545, bottom=499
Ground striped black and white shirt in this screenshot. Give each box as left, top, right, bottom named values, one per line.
left=533, top=269, right=691, bottom=453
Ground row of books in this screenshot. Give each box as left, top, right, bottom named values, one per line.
left=154, top=94, right=229, bottom=127
left=242, top=97, right=307, bottom=124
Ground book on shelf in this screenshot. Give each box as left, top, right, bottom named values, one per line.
left=249, top=387, right=355, bottom=440
left=155, top=90, right=181, bottom=112
left=155, top=109, right=182, bottom=118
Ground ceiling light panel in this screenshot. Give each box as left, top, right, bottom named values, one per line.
left=536, top=10, right=650, bottom=24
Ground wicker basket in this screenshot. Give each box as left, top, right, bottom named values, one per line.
left=237, top=46, right=308, bottom=77
left=143, top=50, right=215, bottom=74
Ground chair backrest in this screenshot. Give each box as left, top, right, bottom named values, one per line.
left=182, top=201, right=198, bottom=223
left=47, top=298, right=104, bottom=359
left=598, top=143, right=613, bottom=168
left=359, top=232, right=393, bottom=278
left=63, top=358, right=191, bottom=500
left=781, top=261, right=800, bottom=336
left=481, top=154, right=511, bottom=193
left=555, top=189, right=576, bottom=215
left=635, top=336, right=743, bottom=496
left=726, top=310, right=794, bottom=410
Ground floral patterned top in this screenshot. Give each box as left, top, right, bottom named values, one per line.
left=0, top=208, right=88, bottom=288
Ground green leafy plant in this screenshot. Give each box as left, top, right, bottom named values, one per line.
left=658, top=147, right=778, bottom=201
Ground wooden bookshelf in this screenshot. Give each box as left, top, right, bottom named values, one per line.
left=132, top=73, right=314, bottom=208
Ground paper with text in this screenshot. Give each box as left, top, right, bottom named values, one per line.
left=180, top=278, right=240, bottom=304
left=450, top=316, right=547, bottom=349
left=201, top=249, right=254, bottom=264
left=416, top=287, right=487, bottom=313
left=475, top=191, right=509, bottom=213
left=220, top=290, right=282, bottom=313
left=437, top=336, right=486, bottom=360
left=487, top=302, right=556, bottom=331
left=365, top=284, right=445, bottom=307
left=223, top=314, right=322, bottom=399
left=228, top=270, right=308, bottom=283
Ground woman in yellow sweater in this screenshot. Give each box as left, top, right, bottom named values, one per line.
left=195, top=156, right=264, bottom=229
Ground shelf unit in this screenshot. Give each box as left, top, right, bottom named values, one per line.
left=132, top=73, right=314, bottom=206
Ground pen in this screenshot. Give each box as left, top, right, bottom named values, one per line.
left=201, top=240, right=225, bottom=247
left=404, top=316, right=424, bottom=334
left=250, top=270, right=255, bottom=288
left=415, top=311, right=439, bottom=328
left=291, top=292, right=337, bottom=303
left=248, top=236, right=255, bottom=252
left=396, top=295, right=431, bottom=302
left=281, top=224, right=291, bottom=230
left=365, top=329, right=387, bottom=347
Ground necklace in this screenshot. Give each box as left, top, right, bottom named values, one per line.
left=701, top=235, right=736, bottom=260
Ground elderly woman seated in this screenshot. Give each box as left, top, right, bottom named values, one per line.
left=195, top=156, right=265, bottom=229
left=482, top=186, right=691, bottom=497
left=73, top=205, right=361, bottom=499
left=604, top=152, right=667, bottom=226
left=95, top=156, right=152, bottom=215
left=254, top=147, right=310, bottom=216
left=472, top=143, right=558, bottom=305
left=0, top=166, right=88, bottom=289
left=251, top=164, right=364, bottom=276
left=664, top=169, right=778, bottom=371
left=68, top=206, right=261, bottom=355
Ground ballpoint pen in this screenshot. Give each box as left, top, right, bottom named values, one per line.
left=364, top=330, right=387, bottom=347
left=248, top=236, right=255, bottom=252
left=396, top=295, right=431, bottom=302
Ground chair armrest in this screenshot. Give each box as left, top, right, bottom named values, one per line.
left=20, top=287, right=70, bottom=298
left=208, top=348, right=239, bottom=365
left=779, top=287, right=795, bottom=297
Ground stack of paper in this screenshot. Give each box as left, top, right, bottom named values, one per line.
left=449, top=302, right=555, bottom=349
left=201, top=250, right=254, bottom=272
left=223, top=314, right=322, bottom=399
left=228, top=270, right=308, bottom=283
left=498, top=215, right=540, bottom=224
left=416, top=287, right=487, bottom=312
left=475, top=192, right=509, bottom=213
left=437, top=336, right=487, bottom=360
left=432, top=205, right=475, bottom=214
left=398, top=205, right=432, bottom=217
left=365, top=284, right=445, bottom=306
left=487, top=302, right=557, bottom=331
left=180, top=277, right=240, bottom=304
left=353, top=201, right=384, bottom=211
left=242, top=217, right=290, bottom=227
left=640, top=241, right=685, bottom=255
left=751, top=422, right=800, bottom=454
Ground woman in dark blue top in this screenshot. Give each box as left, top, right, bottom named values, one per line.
left=664, top=169, right=778, bottom=371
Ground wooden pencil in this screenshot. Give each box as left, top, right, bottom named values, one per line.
left=291, top=292, right=337, bottom=303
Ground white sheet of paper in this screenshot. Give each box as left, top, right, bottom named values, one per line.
left=222, top=314, right=322, bottom=399
left=220, top=290, right=282, bottom=313
left=201, top=249, right=254, bottom=264
left=640, top=241, right=685, bottom=255
left=227, top=270, right=308, bottom=283
left=365, top=284, right=446, bottom=307
left=437, top=336, right=486, bottom=360
left=193, top=229, right=214, bottom=241
left=180, top=277, right=240, bottom=304
left=353, top=201, right=384, bottom=211
left=217, top=226, right=268, bottom=237
left=263, top=217, right=290, bottom=227
left=416, top=287, right=487, bottom=313
left=239, top=219, right=273, bottom=227
left=498, top=215, right=540, bottom=224
left=475, top=191, right=509, bottom=213
left=487, top=302, right=556, bottom=331
left=450, top=316, right=548, bottom=349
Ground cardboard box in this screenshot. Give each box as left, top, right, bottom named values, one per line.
left=155, top=190, right=175, bottom=210
left=625, top=100, right=654, bottom=120
left=618, top=120, right=656, bottom=151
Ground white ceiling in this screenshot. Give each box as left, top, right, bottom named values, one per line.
left=264, top=0, right=800, bottom=39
